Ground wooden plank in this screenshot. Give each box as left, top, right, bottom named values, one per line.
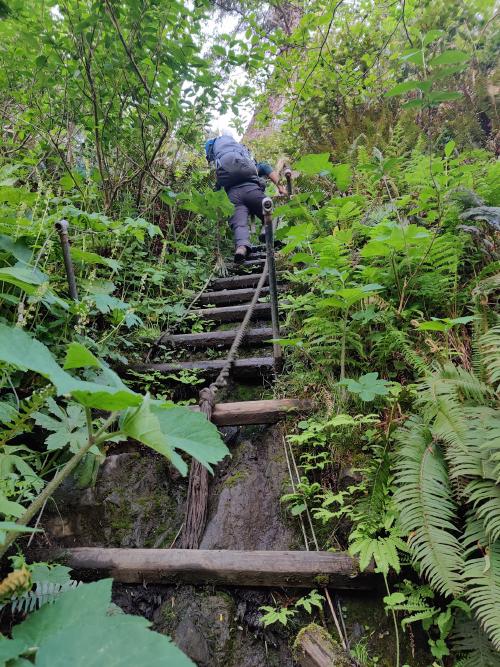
left=158, top=327, right=274, bottom=349
left=210, top=273, right=267, bottom=290
left=188, top=398, right=313, bottom=425
left=192, top=302, right=271, bottom=322
left=198, top=286, right=270, bottom=306
left=133, top=356, right=275, bottom=378
left=37, top=548, right=375, bottom=589
left=242, top=257, right=265, bottom=267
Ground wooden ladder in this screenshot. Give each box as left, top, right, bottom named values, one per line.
left=49, top=250, right=375, bottom=589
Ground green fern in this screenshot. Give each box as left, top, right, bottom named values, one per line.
left=394, top=417, right=464, bottom=596
left=9, top=580, right=81, bottom=614
left=478, top=325, right=500, bottom=390
left=394, top=350, right=500, bottom=647
left=452, top=615, right=499, bottom=667
left=462, top=519, right=500, bottom=650
left=373, top=325, right=430, bottom=377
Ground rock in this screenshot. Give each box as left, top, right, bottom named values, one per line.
left=42, top=448, right=185, bottom=549
left=200, top=425, right=296, bottom=550
left=153, top=585, right=294, bottom=667
left=175, top=617, right=210, bottom=665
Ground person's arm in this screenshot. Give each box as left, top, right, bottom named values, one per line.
left=256, top=162, right=287, bottom=196
left=268, top=171, right=287, bottom=196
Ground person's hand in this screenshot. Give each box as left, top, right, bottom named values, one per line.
left=277, top=184, right=287, bottom=196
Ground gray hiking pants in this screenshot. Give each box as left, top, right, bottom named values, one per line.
left=227, top=182, right=265, bottom=248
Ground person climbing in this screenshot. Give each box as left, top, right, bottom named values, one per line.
left=205, top=134, right=287, bottom=263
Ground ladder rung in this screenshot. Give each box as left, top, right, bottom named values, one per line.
left=198, top=286, right=270, bottom=305
left=133, top=356, right=275, bottom=378
left=34, top=548, right=375, bottom=589
left=188, top=398, right=312, bottom=425
left=192, top=302, right=271, bottom=323
left=158, top=327, right=274, bottom=349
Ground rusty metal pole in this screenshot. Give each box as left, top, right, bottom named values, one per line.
left=262, top=197, right=282, bottom=370
left=284, top=167, right=292, bottom=197
left=55, top=219, right=79, bottom=301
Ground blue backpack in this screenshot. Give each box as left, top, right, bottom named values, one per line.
left=210, top=136, right=258, bottom=189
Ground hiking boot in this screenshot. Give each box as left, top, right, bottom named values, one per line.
left=234, top=245, right=248, bottom=264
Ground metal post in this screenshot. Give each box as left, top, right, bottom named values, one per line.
left=262, top=197, right=282, bottom=370
left=284, top=167, right=292, bottom=197
left=55, top=219, right=79, bottom=301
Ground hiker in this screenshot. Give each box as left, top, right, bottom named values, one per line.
left=205, top=135, right=287, bottom=263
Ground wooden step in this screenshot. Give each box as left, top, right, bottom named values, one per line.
left=158, top=327, right=274, bottom=349
left=210, top=273, right=267, bottom=290
left=37, top=548, right=375, bottom=589
left=189, top=398, right=312, bottom=425
left=134, top=356, right=275, bottom=378
left=242, top=257, right=265, bottom=267
left=193, top=302, right=271, bottom=323
left=198, top=286, right=270, bottom=306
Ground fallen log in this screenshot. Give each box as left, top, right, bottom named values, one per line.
left=33, top=548, right=375, bottom=589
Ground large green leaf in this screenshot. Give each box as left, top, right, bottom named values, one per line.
left=10, top=580, right=193, bottom=666
left=64, top=342, right=100, bottom=370
left=430, top=49, right=469, bottom=66
left=0, top=325, right=141, bottom=410
left=121, top=399, right=229, bottom=475
left=0, top=265, right=46, bottom=294
left=70, top=248, right=120, bottom=272
left=330, top=164, right=352, bottom=191
left=120, top=397, right=185, bottom=473
left=293, top=153, right=331, bottom=175
left=385, top=80, right=427, bottom=98
left=152, top=405, right=229, bottom=472
left=340, top=372, right=390, bottom=402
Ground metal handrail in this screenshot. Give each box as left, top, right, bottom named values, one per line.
left=55, top=220, right=79, bottom=301
left=262, top=197, right=282, bottom=369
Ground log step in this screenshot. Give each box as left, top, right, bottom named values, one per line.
left=158, top=327, right=274, bottom=349
left=210, top=273, right=267, bottom=290
left=134, top=356, right=275, bottom=378
left=189, top=398, right=312, bottom=425
left=198, top=286, right=270, bottom=306
left=193, top=302, right=271, bottom=323
left=38, top=548, right=375, bottom=589
left=242, top=258, right=265, bottom=267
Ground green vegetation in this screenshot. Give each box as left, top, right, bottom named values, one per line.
left=0, top=0, right=498, bottom=664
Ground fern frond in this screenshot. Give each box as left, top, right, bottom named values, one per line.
left=9, top=580, right=80, bottom=614
left=463, top=519, right=500, bottom=649
left=373, top=325, right=430, bottom=377
left=394, top=417, right=464, bottom=597
left=466, top=481, right=500, bottom=543
left=478, top=325, right=500, bottom=390
left=452, top=614, right=499, bottom=667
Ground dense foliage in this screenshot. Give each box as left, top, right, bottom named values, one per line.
left=0, top=0, right=498, bottom=664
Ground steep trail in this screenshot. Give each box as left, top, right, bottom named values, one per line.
left=34, top=201, right=393, bottom=665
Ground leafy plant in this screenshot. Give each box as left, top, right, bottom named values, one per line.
left=0, top=579, right=193, bottom=665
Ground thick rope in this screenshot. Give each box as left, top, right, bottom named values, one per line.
left=180, top=258, right=271, bottom=549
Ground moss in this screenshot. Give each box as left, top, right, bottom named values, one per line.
left=293, top=623, right=339, bottom=658
left=108, top=504, right=134, bottom=544
left=313, top=573, right=330, bottom=586
left=223, top=471, right=248, bottom=488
